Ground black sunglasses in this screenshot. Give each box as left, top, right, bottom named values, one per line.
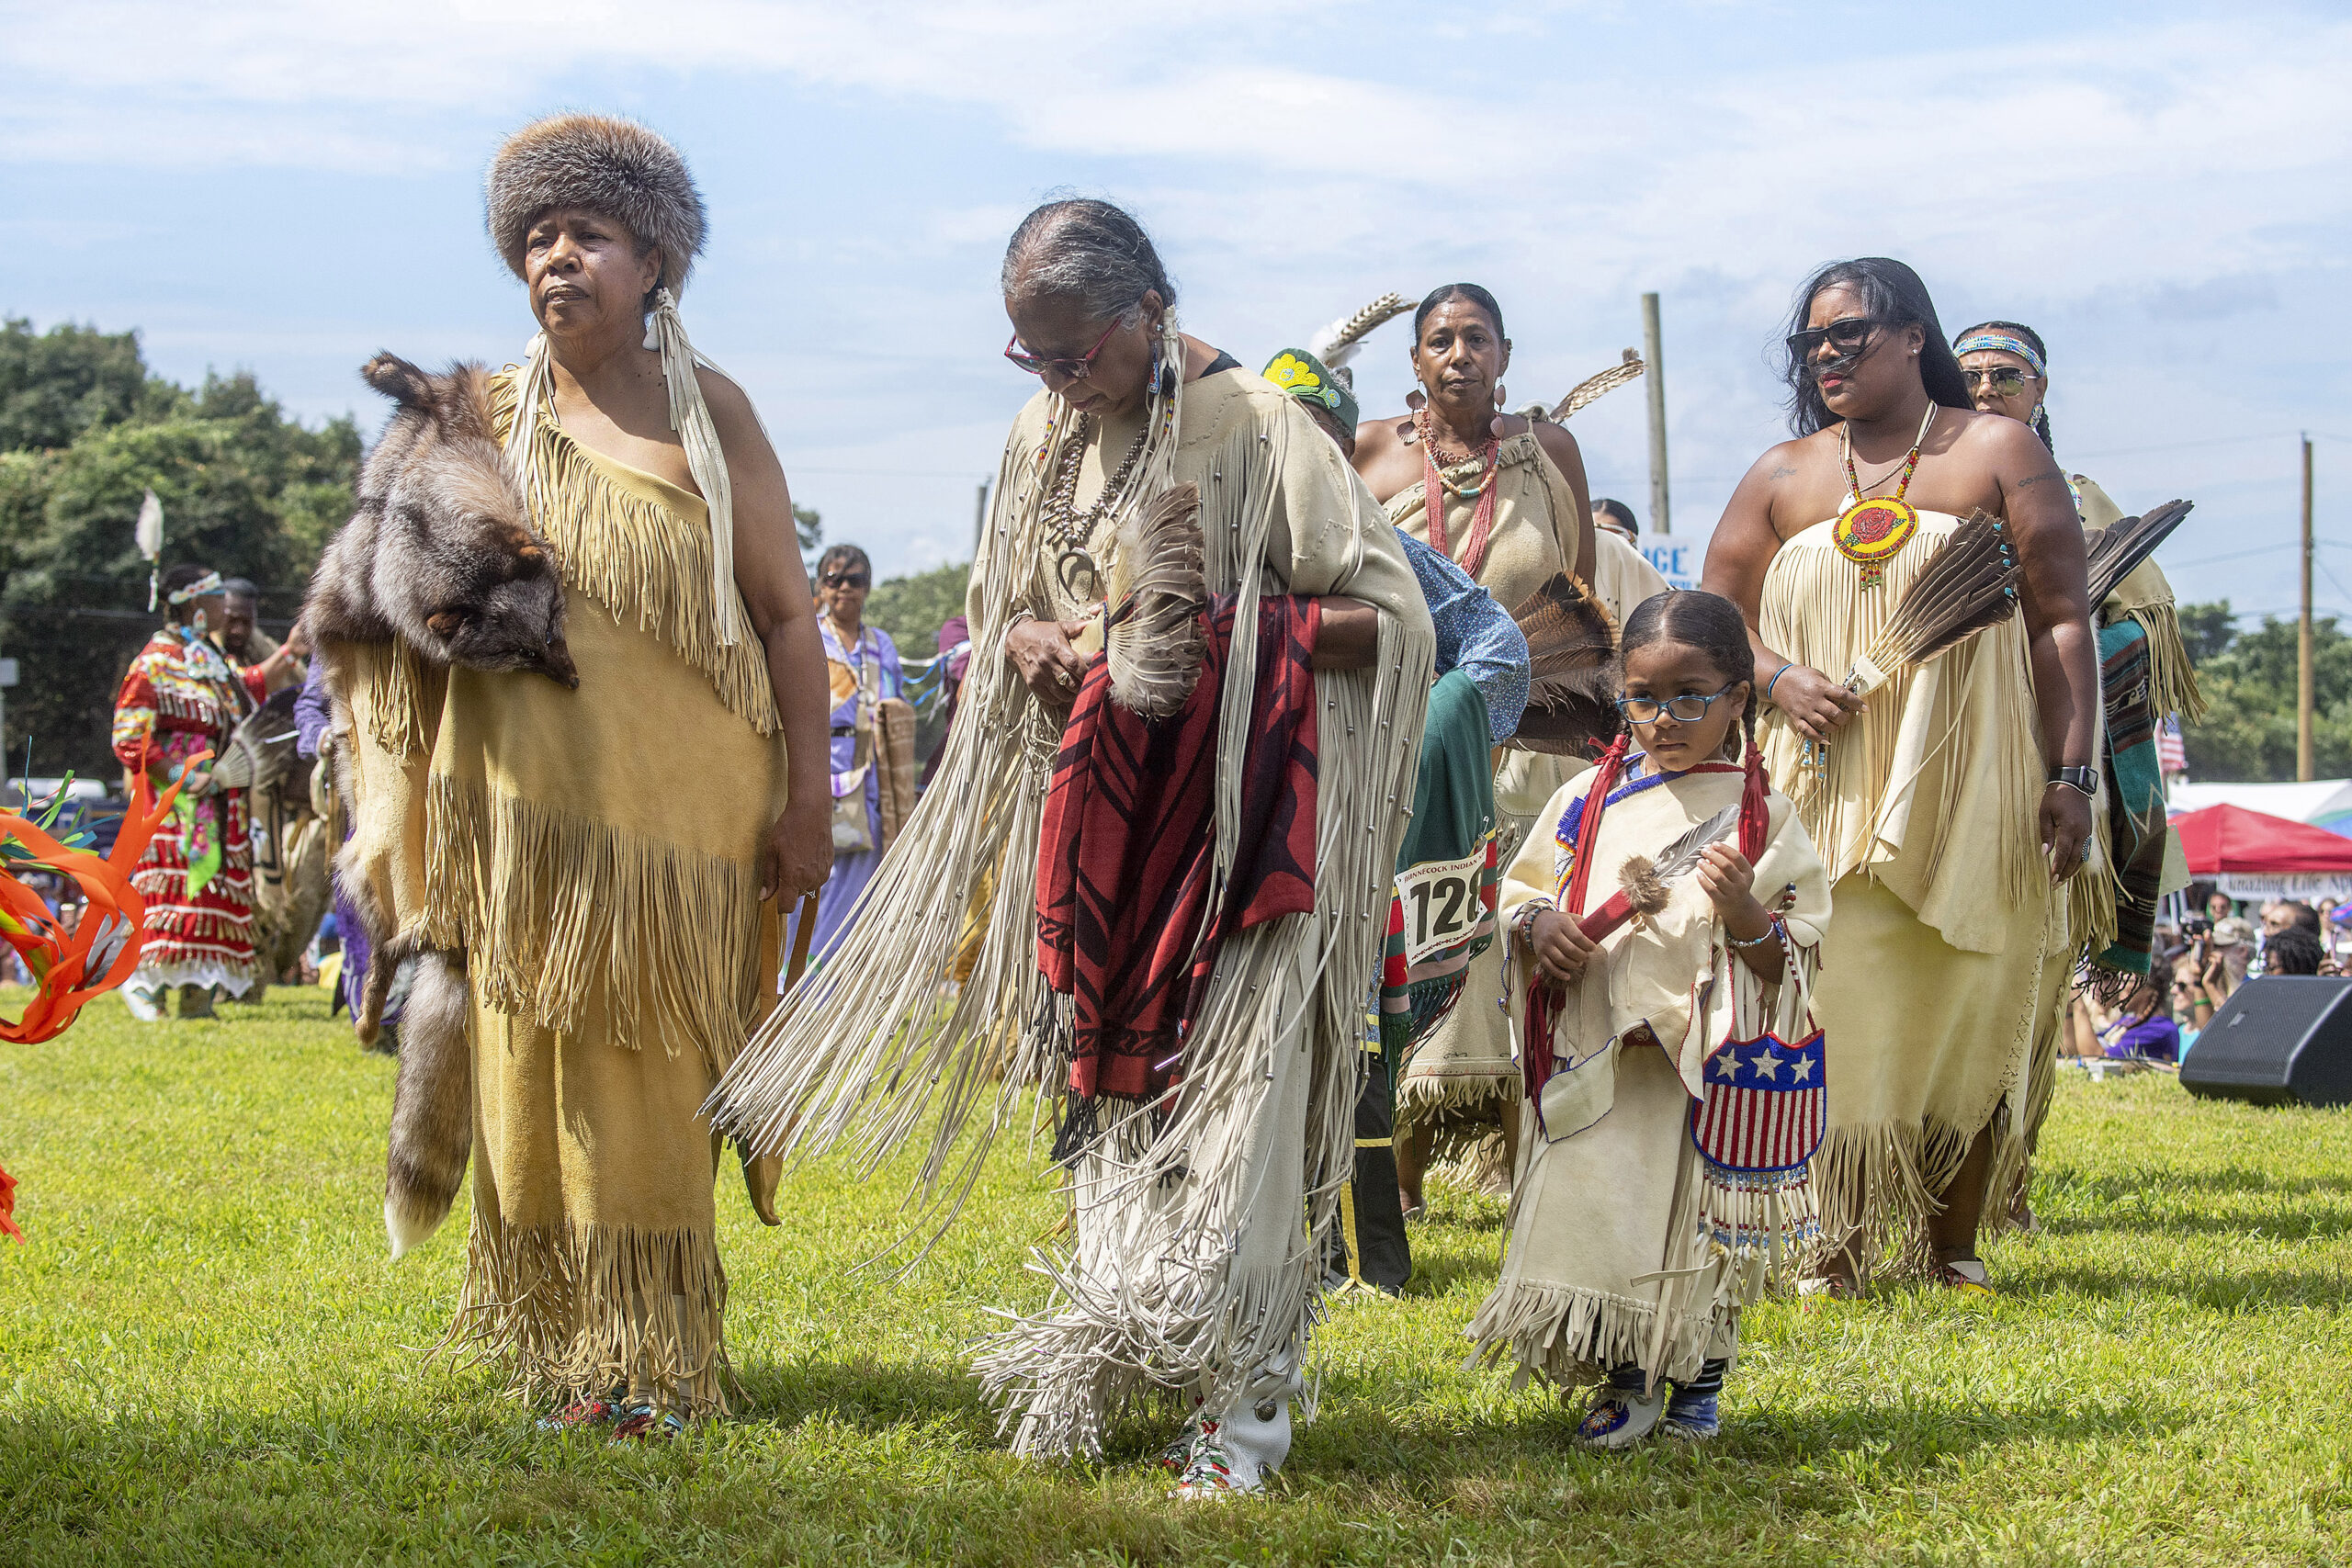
left=820, top=571, right=870, bottom=590
left=1786, top=316, right=1883, bottom=365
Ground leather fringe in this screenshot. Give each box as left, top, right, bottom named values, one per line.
left=420, top=773, right=763, bottom=1072
left=437, top=1219, right=730, bottom=1418
left=489, top=372, right=778, bottom=736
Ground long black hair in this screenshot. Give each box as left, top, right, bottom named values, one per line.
left=1619, top=589, right=1757, bottom=754
left=1955, top=318, right=2053, bottom=452
left=1413, top=283, right=1505, bottom=342
left=1780, top=258, right=1970, bottom=436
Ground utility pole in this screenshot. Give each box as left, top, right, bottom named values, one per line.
left=1642, top=291, right=1670, bottom=536
left=2301, top=433, right=2316, bottom=781
left=973, top=478, right=990, bottom=557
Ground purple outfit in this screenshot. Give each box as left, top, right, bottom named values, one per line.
left=786, top=619, right=903, bottom=974
left=2099, top=1011, right=2180, bottom=1064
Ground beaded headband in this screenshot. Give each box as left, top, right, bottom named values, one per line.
left=1952, top=333, right=2045, bottom=378
left=165, top=570, right=223, bottom=605
left=1261, top=347, right=1359, bottom=432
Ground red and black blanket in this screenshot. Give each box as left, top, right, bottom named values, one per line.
left=1037, top=594, right=1321, bottom=1106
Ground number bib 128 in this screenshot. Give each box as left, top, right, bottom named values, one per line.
left=1396, top=846, right=1488, bottom=964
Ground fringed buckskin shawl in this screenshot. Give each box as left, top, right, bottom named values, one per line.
left=708, top=364, right=1433, bottom=1459
left=1470, top=762, right=1831, bottom=1389
left=1758, top=509, right=2055, bottom=1279
left=334, top=367, right=788, bottom=1416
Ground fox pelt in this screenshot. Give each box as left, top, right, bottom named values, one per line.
left=381, top=950, right=472, bottom=1258
left=304, top=353, right=577, bottom=689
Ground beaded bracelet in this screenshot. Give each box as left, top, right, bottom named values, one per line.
left=1510, top=898, right=1556, bottom=942
left=1764, top=662, right=1793, bottom=702
left=1726, top=917, right=1785, bottom=950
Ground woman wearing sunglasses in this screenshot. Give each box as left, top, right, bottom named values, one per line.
left=710, top=197, right=1433, bottom=1495
left=788, top=544, right=907, bottom=964
left=1954, top=320, right=2203, bottom=1233
left=1701, top=257, right=2101, bottom=1300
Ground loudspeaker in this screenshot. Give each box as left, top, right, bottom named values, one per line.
left=2181, top=976, right=2352, bottom=1107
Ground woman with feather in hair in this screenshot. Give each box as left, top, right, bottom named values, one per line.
left=1351, top=285, right=1667, bottom=1217
left=1701, top=259, right=2100, bottom=1297
left=708, top=198, right=1433, bottom=1495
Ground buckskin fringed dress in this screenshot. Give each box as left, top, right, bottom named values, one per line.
left=1470, top=754, right=1831, bottom=1389
left=112, top=624, right=268, bottom=998
left=334, top=368, right=790, bottom=1416
left=710, top=361, right=1433, bottom=1458
left=1758, top=508, right=2057, bottom=1279
left=1387, top=446, right=1667, bottom=1155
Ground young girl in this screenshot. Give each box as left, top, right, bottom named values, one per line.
left=1468, top=589, right=1834, bottom=1447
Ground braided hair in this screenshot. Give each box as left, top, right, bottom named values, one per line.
left=1955, top=319, right=2052, bottom=452
left=1620, top=589, right=1758, bottom=754
left=1618, top=587, right=1773, bottom=861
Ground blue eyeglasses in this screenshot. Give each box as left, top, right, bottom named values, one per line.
left=1615, top=685, right=1738, bottom=724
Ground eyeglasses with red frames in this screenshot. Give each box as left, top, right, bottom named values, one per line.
left=1003, top=316, right=1125, bottom=380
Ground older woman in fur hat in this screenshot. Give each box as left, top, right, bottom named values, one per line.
left=329, top=114, right=833, bottom=1436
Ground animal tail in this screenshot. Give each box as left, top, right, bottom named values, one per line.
left=384, top=950, right=472, bottom=1258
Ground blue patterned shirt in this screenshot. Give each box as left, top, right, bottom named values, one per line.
left=1397, top=530, right=1529, bottom=740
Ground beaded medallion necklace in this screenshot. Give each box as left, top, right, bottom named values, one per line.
left=1414, top=405, right=1502, bottom=579
left=1832, top=400, right=1938, bottom=589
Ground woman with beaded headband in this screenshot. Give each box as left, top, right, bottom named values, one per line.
left=1351, top=285, right=1666, bottom=1216
left=113, top=563, right=299, bottom=1020
left=1953, top=319, right=2204, bottom=1228
left=326, top=114, right=834, bottom=1433
left=1701, top=258, right=2101, bottom=1297
left=709, top=197, right=1433, bottom=1495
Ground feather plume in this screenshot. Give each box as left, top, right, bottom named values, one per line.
left=1619, top=805, right=1739, bottom=917
left=2085, top=499, right=2193, bottom=608
left=1547, top=350, right=1645, bottom=423
left=1307, top=292, right=1411, bottom=368
left=207, top=685, right=303, bottom=792
left=1850, top=510, right=2021, bottom=694
left=1103, top=482, right=1208, bottom=719
left=1509, top=570, right=1623, bottom=755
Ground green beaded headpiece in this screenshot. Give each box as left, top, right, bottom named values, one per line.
left=1261, top=347, right=1358, bottom=434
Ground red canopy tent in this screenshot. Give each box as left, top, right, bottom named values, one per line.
left=2171, top=804, right=2352, bottom=898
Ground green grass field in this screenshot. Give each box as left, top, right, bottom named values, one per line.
left=0, top=987, right=2346, bottom=1566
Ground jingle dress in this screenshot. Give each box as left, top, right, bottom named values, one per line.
left=334, top=367, right=791, bottom=1416
left=112, top=625, right=268, bottom=997
left=1471, top=755, right=1831, bottom=1386
left=1758, top=507, right=2057, bottom=1276
left=710, top=363, right=1433, bottom=1459
left=1388, top=444, right=1665, bottom=1145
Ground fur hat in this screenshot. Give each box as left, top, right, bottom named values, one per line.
left=485, top=114, right=707, bottom=295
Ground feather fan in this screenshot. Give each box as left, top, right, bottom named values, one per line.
left=1847, top=510, right=2021, bottom=695
left=2084, top=499, right=2193, bottom=608
left=1615, top=804, right=1740, bottom=919
left=207, top=685, right=303, bottom=792
left=1545, top=349, right=1645, bottom=423
left=1103, top=482, right=1208, bottom=719
left=1509, top=570, right=1623, bottom=755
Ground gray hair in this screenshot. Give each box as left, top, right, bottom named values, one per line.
left=1001, top=197, right=1177, bottom=324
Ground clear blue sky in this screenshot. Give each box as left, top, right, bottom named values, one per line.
left=6, top=1, right=2346, bottom=620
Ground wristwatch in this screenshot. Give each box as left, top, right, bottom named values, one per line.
left=2048, top=764, right=2098, bottom=798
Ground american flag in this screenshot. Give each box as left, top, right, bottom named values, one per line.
left=2157, top=716, right=2188, bottom=777
left=1688, top=1030, right=1826, bottom=1174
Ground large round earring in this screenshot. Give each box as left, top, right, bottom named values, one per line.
left=1493, top=380, right=1508, bottom=411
